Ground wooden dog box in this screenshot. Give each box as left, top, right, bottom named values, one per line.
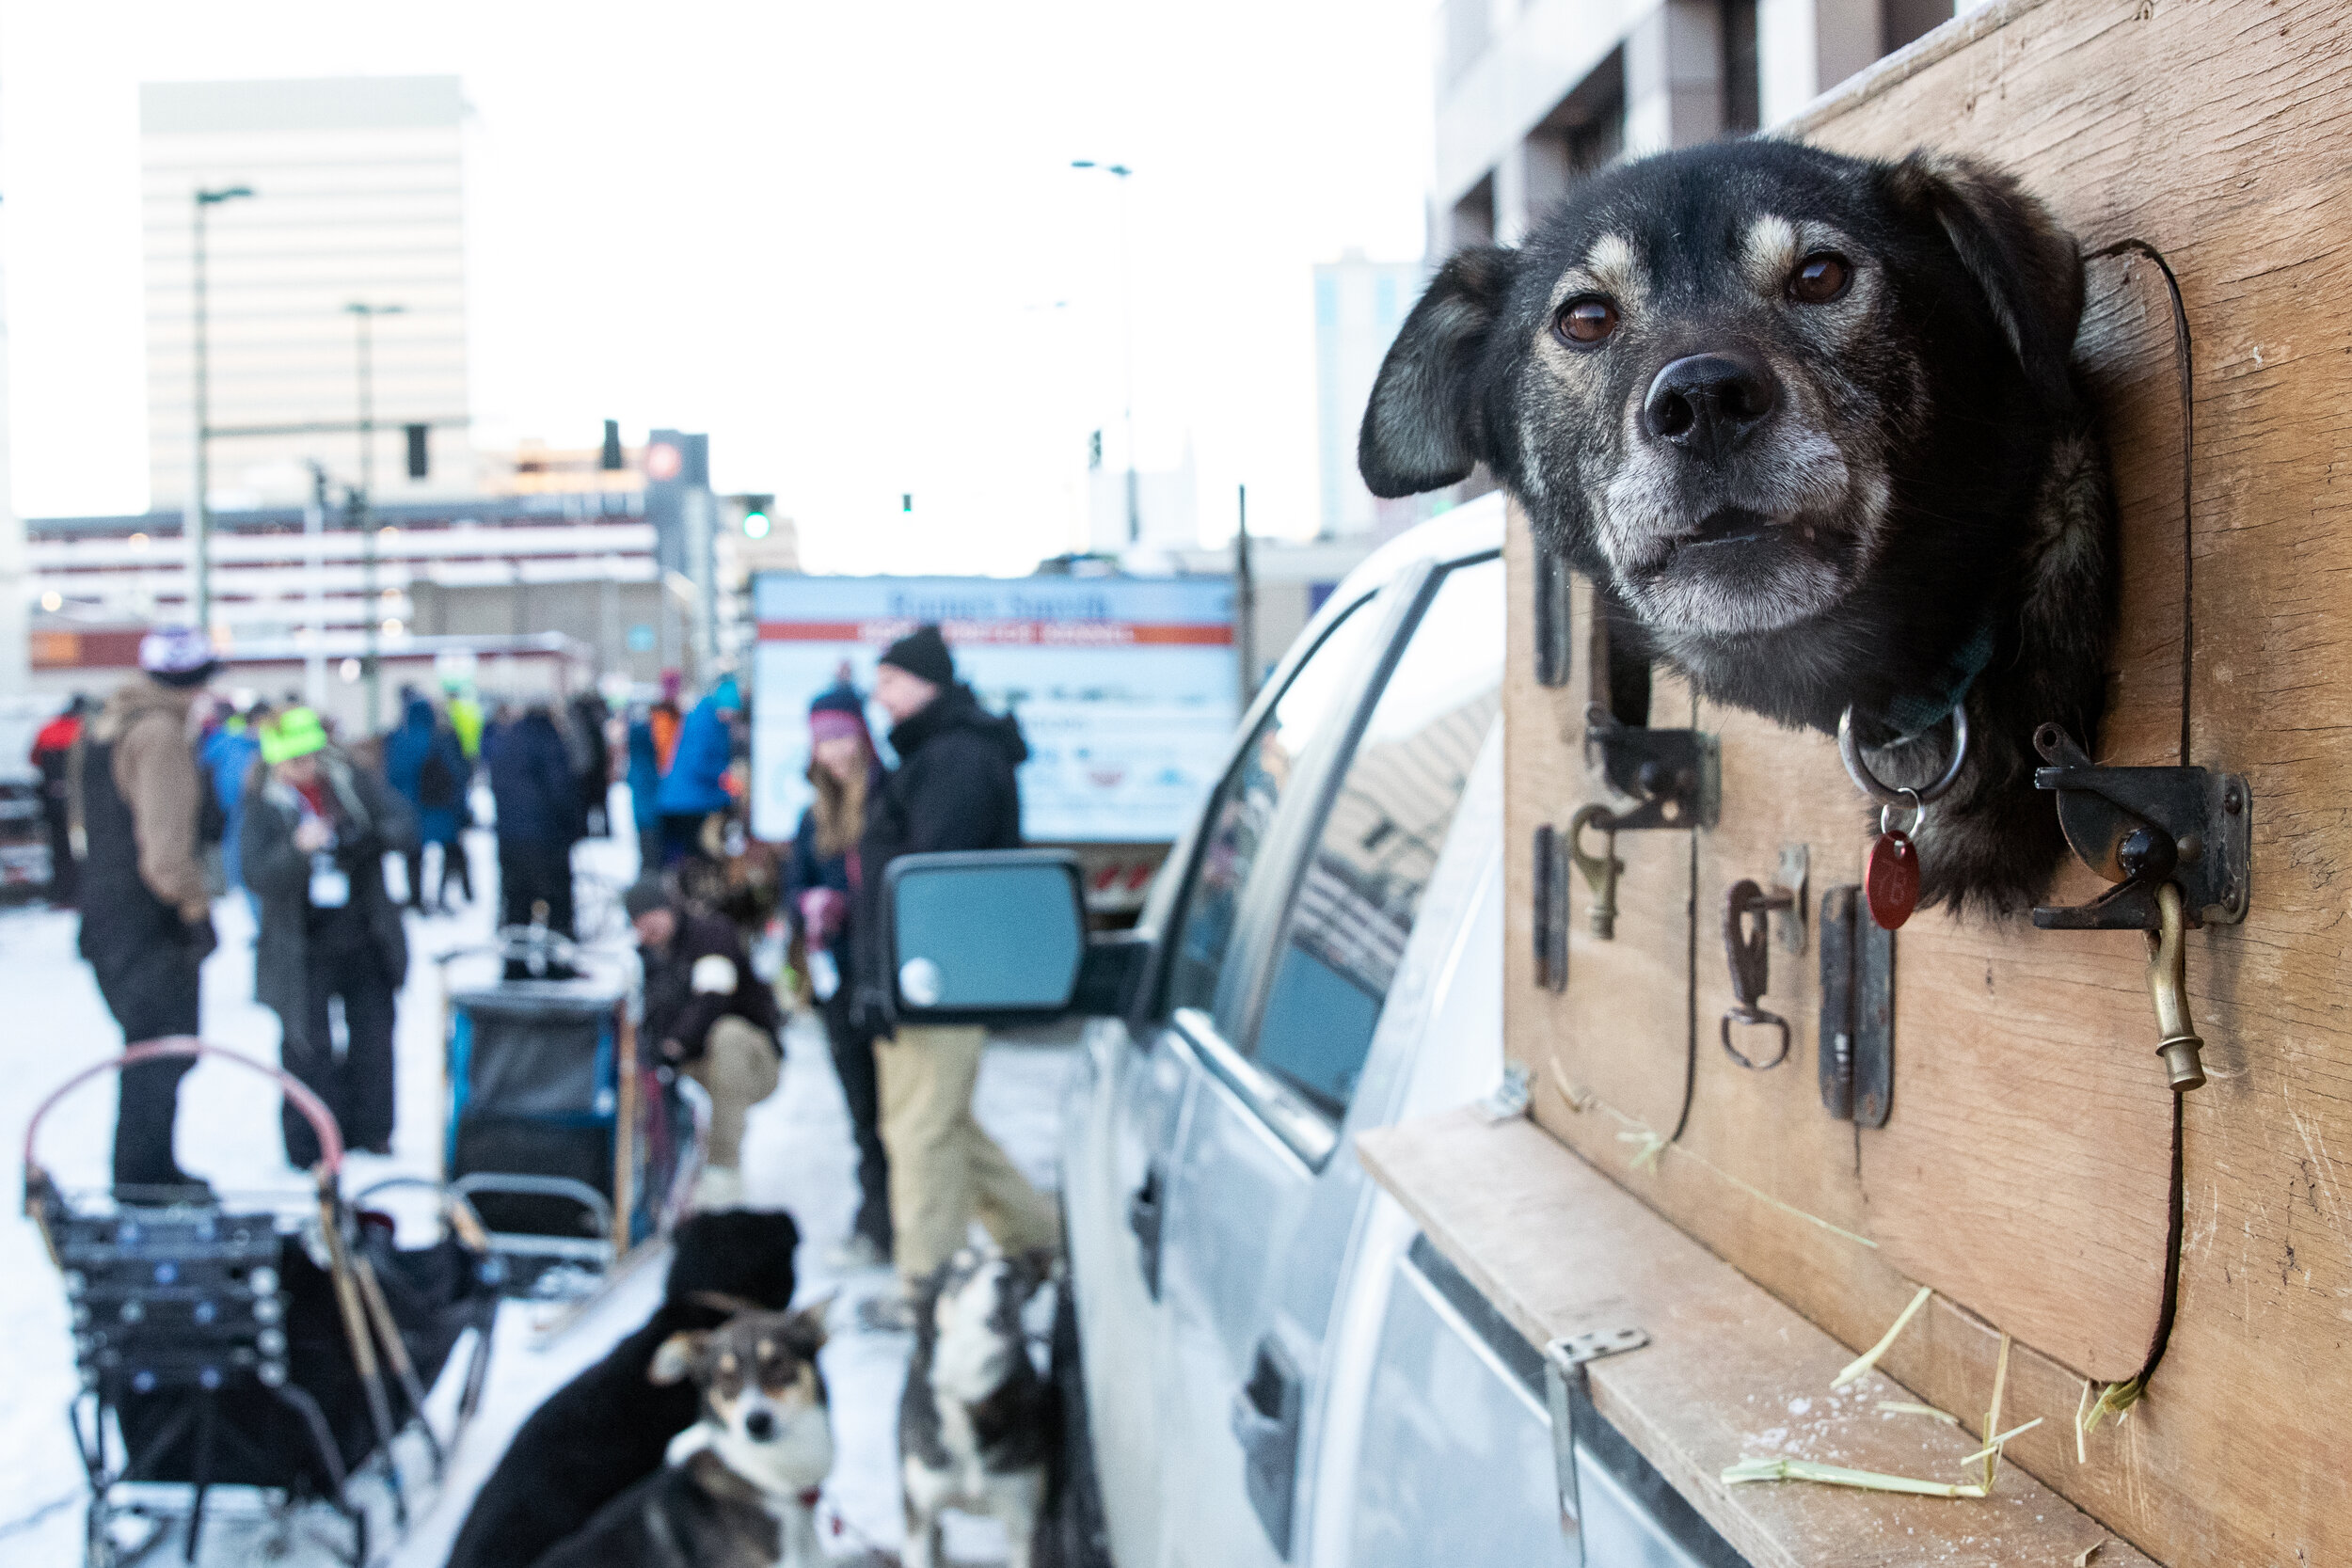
left=1359, top=0, right=2352, bottom=1560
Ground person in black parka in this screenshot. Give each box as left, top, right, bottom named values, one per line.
left=850, top=626, right=1059, bottom=1307
left=485, top=702, right=582, bottom=937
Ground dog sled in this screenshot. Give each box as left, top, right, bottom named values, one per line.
left=434, top=909, right=705, bottom=1323
left=23, top=1041, right=500, bottom=1567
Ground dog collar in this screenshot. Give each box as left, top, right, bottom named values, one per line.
left=1874, top=621, right=1997, bottom=743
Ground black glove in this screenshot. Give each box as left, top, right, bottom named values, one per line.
left=848, top=985, right=894, bottom=1038
left=183, top=914, right=219, bottom=964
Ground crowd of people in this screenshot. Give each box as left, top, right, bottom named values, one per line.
left=36, top=619, right=1058, bottom=1322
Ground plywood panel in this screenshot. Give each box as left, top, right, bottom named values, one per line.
left=1359, top=1111, right=2154, bottom=1568
left=1495, top=0, right=2352, bottom=1559
left=1508, top=521, right=1698, bottom=1137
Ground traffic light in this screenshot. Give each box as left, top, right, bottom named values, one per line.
left=725, top=493, right=777, bottom=539
left=902, top=493, right=914, bottom=513
left=1089, top=429, right=1103, bottom=468
left=405, top=423, right=429, bottom=479
left=600, top=419, right=624, bottom=471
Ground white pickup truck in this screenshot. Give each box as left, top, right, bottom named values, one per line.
left=881, top=497, right=1741, bottom=1567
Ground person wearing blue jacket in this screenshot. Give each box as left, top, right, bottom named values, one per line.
left=487, top=701, right=582, bottom=935
left=625, top=706, right=663, bottom=864
left=199, top=701, right=264, bottom=924
left=383, top=690, right=473, bottom=915
left=653, top=674, right=742, bottom=867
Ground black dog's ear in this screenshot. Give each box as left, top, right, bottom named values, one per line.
left=1885, top=152, right=2084, bottom=410
left=1359, top=245, right=1519, bottom=498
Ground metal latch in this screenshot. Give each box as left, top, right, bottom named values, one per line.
left=1818, top=885, right=1895, bottom=1126
left=1532, top=825, right=1569, bottom=990
left=1533, top=542, right=1574, bottom=689
left=1583, top=707, right=1718, bottom=832
left=1545, top=1327, right=1650, bottom=1546
left=2029, top=722, right=2250, bottom=929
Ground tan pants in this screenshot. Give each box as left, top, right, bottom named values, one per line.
left=878, top=1024, right=1061, bottom=1287
left=684, top=1015, right=783, bottom=1170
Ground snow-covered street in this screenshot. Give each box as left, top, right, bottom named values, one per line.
left=0, top=821, right=1075, bottom=1566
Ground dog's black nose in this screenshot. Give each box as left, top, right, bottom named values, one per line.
left=744, top=1409, right=777, bottom=1442
left=1643, top=353, right=1778, bottom=457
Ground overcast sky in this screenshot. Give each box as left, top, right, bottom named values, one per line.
left=0, top=1, right=1435, bottom=574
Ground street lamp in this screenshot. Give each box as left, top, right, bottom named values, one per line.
left=346, top=301, right=406, bottom=732
left=1071, top=160, right=1139, bottom=546
left=190, top=183, right=254, bottom=635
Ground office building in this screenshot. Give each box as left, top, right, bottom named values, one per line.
left=1433, top=0, right=1969, bottom=254
left=141, top=75, right=474, bottom=513
left=1313, top=250, right=1432, bottom=540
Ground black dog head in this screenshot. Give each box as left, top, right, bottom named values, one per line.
left=664, top=1208, right=801, bottom=1310
left=1364, top=141, right=2090, bottom=721
left=1362, top=141, right=2113, bottom=912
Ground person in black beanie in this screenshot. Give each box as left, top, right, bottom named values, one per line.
left=625, top=873, right=782, bottom=1210
left=852, top=625, right=1058, bottom=1318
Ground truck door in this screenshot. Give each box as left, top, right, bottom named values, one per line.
left=1070, top=577, right=1398, bottom=1568
left=1152, top=554, right=1505, bottom=1568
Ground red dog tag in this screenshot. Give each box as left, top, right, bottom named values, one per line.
left=1865, top=830, right=1920, bottom=929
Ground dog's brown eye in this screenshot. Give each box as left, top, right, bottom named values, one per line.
left=1555, top=296, right=1619, bottom=345
left=1789, top=252, right=1851, bottom=304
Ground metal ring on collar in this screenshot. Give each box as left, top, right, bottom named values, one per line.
left=1836, top=702, right=1969, bottom=808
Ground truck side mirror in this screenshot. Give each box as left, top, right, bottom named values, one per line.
left=884, top=851, right=1089, bottom=1023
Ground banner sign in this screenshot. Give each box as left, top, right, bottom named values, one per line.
left=749, top=574, right=1237, bottom=845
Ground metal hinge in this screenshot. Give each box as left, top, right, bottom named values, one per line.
left=2030, top=721, right=2250, bottom=929
left=1583, top=708, right=1718, bottom=832
left=1544, top=1326, right=1650, bottom=1544
left=1477, top=1063, right=1533, bottom=1123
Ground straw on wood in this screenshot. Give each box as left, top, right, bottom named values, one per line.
left=1831, top=1285, right=1933, bottom=1389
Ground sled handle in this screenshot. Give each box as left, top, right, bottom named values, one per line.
left=21, top=1037, right=345, bottom=1190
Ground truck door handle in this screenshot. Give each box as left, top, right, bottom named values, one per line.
left=1127, top=1164, right=1164, bottom=1300
left=1230, top=1334, right=1304, bottom=1556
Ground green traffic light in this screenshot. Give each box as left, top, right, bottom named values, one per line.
left=743, top=511, right=771, bottom=539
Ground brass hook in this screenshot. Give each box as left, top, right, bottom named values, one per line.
left=2146, top=882, right=2206, bottom=1092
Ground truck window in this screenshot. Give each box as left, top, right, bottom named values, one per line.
left=1164, top=593, right=1384, bottom=1020
left=1249, top=554, right=1503, bottom=1117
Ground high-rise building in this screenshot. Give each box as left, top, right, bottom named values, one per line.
left=1431, top=0, right=1972, bottom=257
left=140, top=76, right=473, bottom=513
left=1313, top=250, right=1429, bottom=539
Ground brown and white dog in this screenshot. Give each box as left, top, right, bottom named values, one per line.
left=898, top=1244, right=1057, bottom=1568
left=531, top=1303, right=834, bottom=1568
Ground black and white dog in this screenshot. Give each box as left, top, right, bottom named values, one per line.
left=532, top=1304, right=836, bottom=1568
left=1361, top=141, right=2114, bottom=914
left=899, top=1244, right=1057, bottom=1568
left=447, top=1209, right=802, bottom=1568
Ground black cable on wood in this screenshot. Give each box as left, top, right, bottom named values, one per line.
left=2085, top=235, right=2195, bottom=1402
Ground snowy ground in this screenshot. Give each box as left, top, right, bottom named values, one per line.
left=0, top=814, right=1076, bottom=1566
